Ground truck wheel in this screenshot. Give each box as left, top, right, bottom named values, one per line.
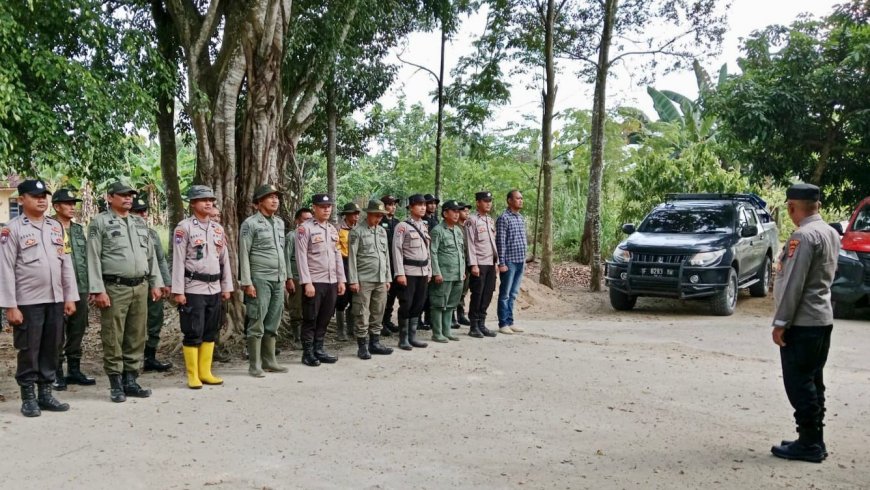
left=833, top=300, right=855, bottom=320
left=749, top=256, right=772, bottom=298
left=711, top=268, right=738, bottom=316
left=609, top=287, right=637, bottom=311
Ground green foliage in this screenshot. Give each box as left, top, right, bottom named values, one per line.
left=712, top=0, right=870, bottom=208
left=0, top=1, right=156, bottom=180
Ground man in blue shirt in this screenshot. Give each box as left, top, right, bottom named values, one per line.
left=495, top=190, right=527, bottom=334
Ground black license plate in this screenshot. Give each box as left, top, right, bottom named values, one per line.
left=635, top=265, right=678, bottom=278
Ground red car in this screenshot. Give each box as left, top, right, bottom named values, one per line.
left=831, top=197, right=870, bottom=318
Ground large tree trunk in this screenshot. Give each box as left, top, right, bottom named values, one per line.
left=326, top=85, right=338, bottom=219
left=434, top=22, right=447, bottom=199
left=539, top=0, right=556, bottom=288
left=150, top=0, right=183, bottom=230
left=581, top=0, right=618, bottom=292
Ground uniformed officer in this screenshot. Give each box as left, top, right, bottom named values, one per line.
left=393, top=194, right=432, bottom=350
left=769, top=184, right=840, bottom=463
left=283, top=207, right=313, bottom=349
left=88, top=181, right=163, bottom=403
left=334, top=202, right=361, bottom=341
left=172, top=185, right=233, bottom=389
left=428, top=200, right=466, bottom=343
left=465, top=191, right=499, bottom=338
left=131, top=196, right=174, bottom=372
left=454, top=201, right=472, bottom=327
left=379, top=195, right=401, bottom=336
left=347, top=200, right=394, bottom=359
left=239, top=184, right=288, bottom=377
left=0, top=179, right=79, bottom=417
left=419, top=194, right=440, bottom=330
left=296, top=193, right=346, bottom=366
left=51, top=188, right=96, bottom=390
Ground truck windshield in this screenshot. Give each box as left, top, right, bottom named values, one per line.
left=639, top=207, right=733, bottom=234
left=852, top=206, right=870, bottom=232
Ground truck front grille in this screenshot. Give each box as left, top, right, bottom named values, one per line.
left=633, top=254, right=687, bottom=264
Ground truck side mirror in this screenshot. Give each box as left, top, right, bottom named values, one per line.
left=829, top=222, right=844, bottom=235
left=622, top=223, right=636, bottom=234
left=740, top=225, right=758, bottom=238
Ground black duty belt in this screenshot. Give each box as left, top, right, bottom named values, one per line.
left=185, top=270, right=222, bottom=283
left=103, top=275, right=147, bottom=287
left=403, top=257, right=429, bottom=267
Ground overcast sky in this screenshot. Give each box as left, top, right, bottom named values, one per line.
left=379, top=0, right=841, bottom=130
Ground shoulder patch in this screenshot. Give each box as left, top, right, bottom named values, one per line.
left=0, top=227, right=9, bottom=244
left=788, top=239, right=800, bottom=257
left=175, top=228, right=185, bottom=244
left=297, top=225, right=305, bottom=235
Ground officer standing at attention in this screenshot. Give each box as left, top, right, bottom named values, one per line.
left=428, top=200, right=465, bottom=343
left=379, top=195, right=400, bottom=337
left=392, top=194, right=432, bottom=350
left=347, top=199, right=394, bottom=359
left=284, top=207, right=313, bottom=349
left=769, top=184, right=840, bottom=463
left=239, top=184, right=288, bottom=377
left=296, top=193, right=346, bottom=366
left=419, top=194, right=440, bottom=330
left=453, top=201, right=472, bottom=328
left=465, top=191, right=499, bottom=338
left=0, top=180, right=78, bottom=417
left=172, top=185, right=233, bottom=389
left=88, top=181, right=163, bottom=403
left=51, top=188, right=96, bottom=390
left=334, top=202, right=361, bottom=341
left=131, top=196, right=174, bottom=372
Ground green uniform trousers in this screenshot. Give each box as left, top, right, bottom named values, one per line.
left=60, top=297, right=89, bottom=361
left=280, top=285, right=303, bottom=342
left=429, top=280, right=464, bottom=310
left=146, top=295, right=165, bottom=349
left=351, top=282, right=388, bottom=338
left=244, top=278, right=284, bottom=339
left=100, top=282, right=148, bottom=375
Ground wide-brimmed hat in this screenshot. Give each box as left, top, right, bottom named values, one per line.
left=253, top=184, right=281, bottom=202
left=340, top=202, right=362, bottom=215
left=186, top=185, right=216, bottom=201
left=363, top=199, right=388, bottom=215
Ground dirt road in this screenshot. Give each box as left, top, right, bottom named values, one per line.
left=1, top=292, right=868, bottom=489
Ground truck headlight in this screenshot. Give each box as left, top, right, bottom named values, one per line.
left=612, top=246, right=631, bottom=263
left=839, top=249, right=859, bottom=261
left=688, top=249, right=726, bottom=266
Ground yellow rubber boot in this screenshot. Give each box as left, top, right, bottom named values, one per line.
left=183, top=346, right=202, bottom=389
left=198, top=342, right=224, bottom=385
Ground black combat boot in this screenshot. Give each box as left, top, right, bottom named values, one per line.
left=369, top=334, right=393, bottom=355
left=451, top=311, right=460, bottom=329
left=37, top=383, right=70, bottom=412
left=301, top=341, right=320, bottom=367
left=380, top=325, right=393, bottom=337
left=771, top=424, right=826, bottom=463
left=382, top=319, right=398, bottom=333
left=478, top=317, right=497, bottom=337
left=418, top=313, right=431, bottom=330
left=468, top=319, right=484, bottom=338
left=122, top=371, right=152, bottom=398
left=357, top=337, right=371, bottom=360
left=313, top=338, right=338, bottom=364
left=335, top=311, right=348, bottom=341
left=345, top=311, right=355, bottom=339
left=398, top=318, right=412, bottom=351
left=66, top=358, right=96, bottom=385
left=108, top=374, right=126, bottom=403
left=457, top=304, right=470, bottom=326
left=781, top=424, right=828, bottom=457
left=408, top=317, right=428, bottom=348
left=53, top=362, right=67, bottom=391
left=20, top=384, right=41, bottom=417
left=143, top=346, right=173, bottom=372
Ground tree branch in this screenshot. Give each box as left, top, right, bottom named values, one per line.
left=607, top=29, right=695, bottom=67
left=192, top=0, right=221, bottom=61
left=396, top=49, right=440, bottom=84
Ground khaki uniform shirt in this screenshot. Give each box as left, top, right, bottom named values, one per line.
left=285, top=229, right=299, bottom=280
left=0, top=215, right=79, bottom=307
left=172, top=217, right=234, bottom=295
left=239, top=212, right=287, bottom=285
left=87, top=210, right=163, bottom=293
left=773, top=214, right=841, bottom=328
left=392, top=219, right=432, bottom=278
left=465, top=212, right=498, bottom=266
left=348, top=224, right=391, bottom=284
left=295, top=218, right=345, bottom=285
left=431, top=222, right=466, bottom=282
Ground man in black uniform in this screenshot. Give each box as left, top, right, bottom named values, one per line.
left=769, top=184, right=841, bottom=463
left=420, top=194, right=440, bottom=330
left=379, top=195, right=400, bottom=336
